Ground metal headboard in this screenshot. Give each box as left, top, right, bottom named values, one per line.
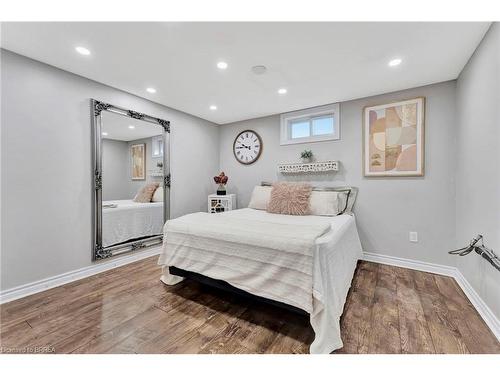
left=260, top=182, right=358, bottom=214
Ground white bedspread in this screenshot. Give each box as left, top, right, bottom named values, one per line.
left=158, top=208, right=363, bottom=353
left=102, top=199, right=163, bottom=247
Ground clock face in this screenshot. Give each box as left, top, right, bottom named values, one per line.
left=233, top=130, right=262, bottom=165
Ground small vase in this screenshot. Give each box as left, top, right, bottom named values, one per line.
left=217, top=184, right=226, bottom=195
left=302, top=157, right=312, bottom=164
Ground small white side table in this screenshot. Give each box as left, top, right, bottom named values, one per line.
left=208, top=194, right=237, bottom=213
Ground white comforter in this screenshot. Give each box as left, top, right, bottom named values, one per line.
left=102, top=199, right=164, bottom=247
left=158, top=208, right=363, bottom=353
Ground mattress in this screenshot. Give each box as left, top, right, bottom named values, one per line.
left=158, top=208, right=363, bottom=353
left=102, top=199, right=164, bottom=247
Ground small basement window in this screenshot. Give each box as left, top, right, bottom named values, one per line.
left=280, top=103, right=340, bottom=145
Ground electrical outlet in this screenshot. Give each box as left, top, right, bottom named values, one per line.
left=409, top=232, right=418, bottom=243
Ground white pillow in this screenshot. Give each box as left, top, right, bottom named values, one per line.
left=309, top=191, right=346, bottom=216
left=152, top=186, right=163, bottom=202
left=248, top=186, right=272, bottom=210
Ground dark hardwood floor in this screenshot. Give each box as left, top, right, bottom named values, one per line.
left=1, top=257, right=498, bottom=354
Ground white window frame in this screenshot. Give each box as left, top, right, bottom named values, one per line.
left=280, top=103, right=340, bottom=145
left=151, top=135, right=164, bottom=158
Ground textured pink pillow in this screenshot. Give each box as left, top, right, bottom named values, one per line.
left=133, top=183, right=160, bottom=203
left=267, top=182, right=313, bottom=215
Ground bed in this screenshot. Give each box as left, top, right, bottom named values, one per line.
left=158, top=194, right=362, bottom=353
left=158, top=186, right=362, bottom=354
left=102, top=199, right=164, bottom=247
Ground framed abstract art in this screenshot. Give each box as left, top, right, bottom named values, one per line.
left=363, top=97, right=425, bottom=177
left=131, top=143, right=146, bottom=180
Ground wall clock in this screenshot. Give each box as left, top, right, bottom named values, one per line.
left=233, top=130, right=263, bottom=165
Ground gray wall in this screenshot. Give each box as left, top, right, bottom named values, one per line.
left=456, top=24, right=500, bottom=319
left=219, top=81, right=457, bottom=267
left=102, top=139, right=130, bottom=200
left=1, top=49, right=220, bottom=291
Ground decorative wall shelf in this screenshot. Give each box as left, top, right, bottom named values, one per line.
left=150, top=170, right=164, bottom=177
left=278, top=160, right=339, bottom=174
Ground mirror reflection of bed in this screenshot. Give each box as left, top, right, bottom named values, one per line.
left=101, top=111, right=165, bottom=248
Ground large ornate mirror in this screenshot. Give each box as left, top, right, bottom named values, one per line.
left=91, top=99, right=170, bottom=260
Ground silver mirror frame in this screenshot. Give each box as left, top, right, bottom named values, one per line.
left=91, top=99, right=170, bottom=261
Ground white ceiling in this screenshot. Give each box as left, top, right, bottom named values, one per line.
left=101, top=111, right=162, bottom=141
left=1, top=22, right=490, bottom=124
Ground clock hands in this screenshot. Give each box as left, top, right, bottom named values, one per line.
left=236, top=145, right=251, bottom=150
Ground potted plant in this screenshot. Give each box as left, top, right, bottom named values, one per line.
left=213, top=172, right=229, bottom=195
left=301, top=150, right=313, bottom=163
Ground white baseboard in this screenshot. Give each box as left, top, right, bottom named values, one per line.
left=0, top=246, right=162, bottom=305
left=363, top=252, right=457, bottom=277
left=363, top=251, right=500, bottom=342
left=453, top=270, right=500, bottom=342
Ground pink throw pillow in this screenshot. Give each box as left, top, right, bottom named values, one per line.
left=133, top=183, right=160, bottom=203
left=267, top=182, right=313, bottom=216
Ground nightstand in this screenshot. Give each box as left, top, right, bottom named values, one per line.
left=208, top=194, right=236, bottom=213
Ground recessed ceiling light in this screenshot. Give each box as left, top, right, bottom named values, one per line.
left=146, top=87, right=156, bottom=94
left=75, top=46, right=91, bottom=56
left=388, top=58, right=402, bottom=67
left=128, top=125, right=135, bottom=129
left=217, top=61, right=228, bottom=70
left=102, top=132, right=108, bottom=136
left=209, top=105, right=217, bottom=111
left=278, top=88, right=287, bottom=95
